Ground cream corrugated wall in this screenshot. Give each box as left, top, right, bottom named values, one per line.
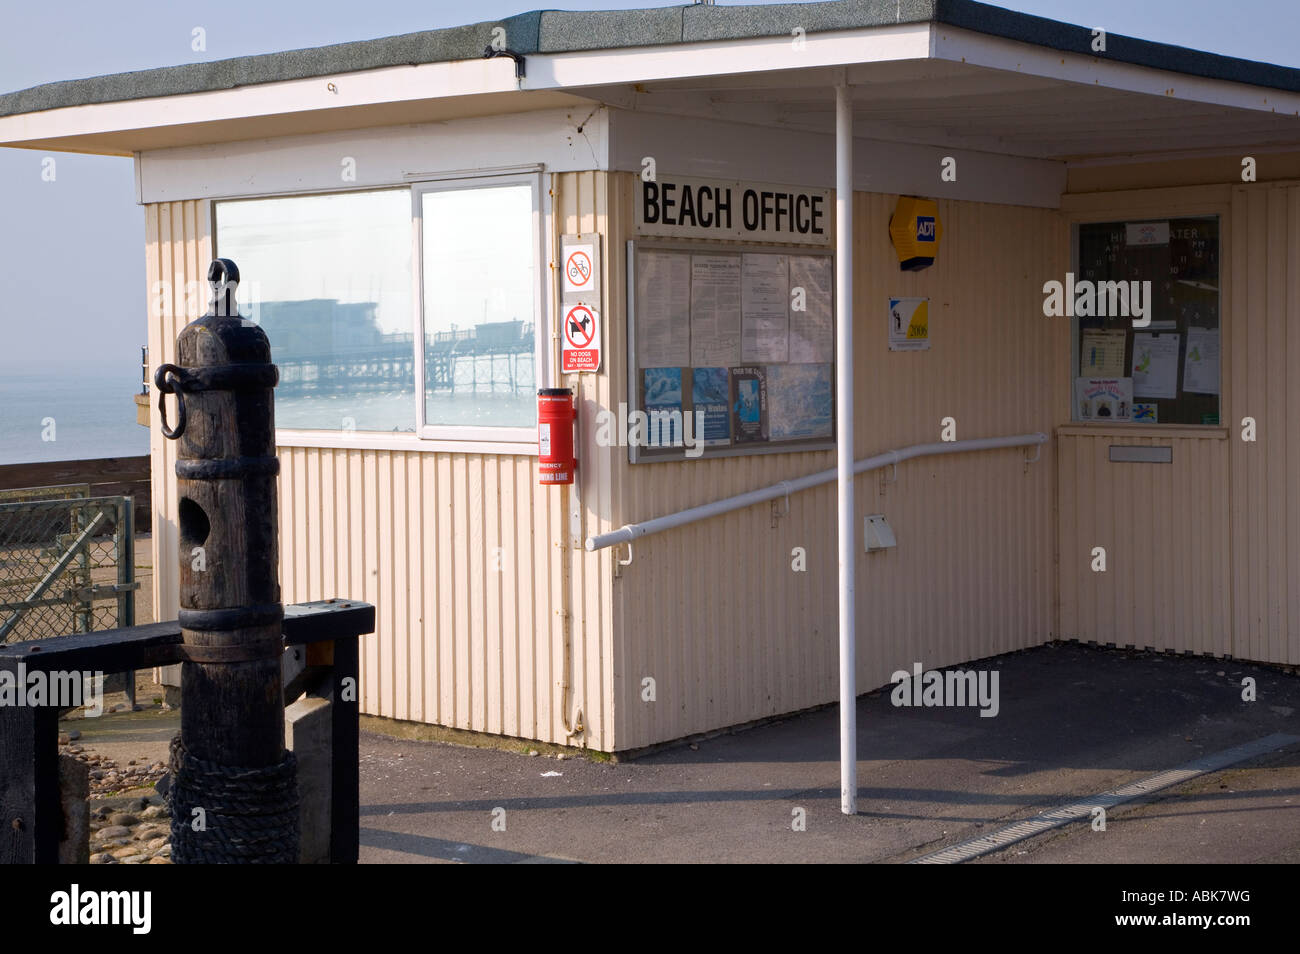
left=1057, top=428, right=1231, bottom=653
left=608, top=175, right=1067, bottom=750
left=275, top=448, right=577, bottom=741
left=554, top=171, right=619, bottom=752
left=1229, top=183, right=1300, bottom=665
left=145, top=201, right=209, bottom=632
left=1058, top=182, right=1300, bottom=667
left=145, top=173, right=616, bottom=750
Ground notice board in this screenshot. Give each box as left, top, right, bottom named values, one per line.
left=627, top=241, right=836, bottom=462
left=1073, top=216, right=1220, bottom=426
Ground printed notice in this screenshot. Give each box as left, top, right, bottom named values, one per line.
left=741, top=254, right=789, bottom=363
left=787, top=256, right=834, bottom=363
left=888, top=297, right=929, bottom=351
left=690, top=255, right=742, bottom=366
left=1183, top=327, right=1220, bottom=395
left=644, top=367, right=683, bottom=447
left=729, top=365, right=768, bottom=442
left=768, top=364, right=833, bottom=440
left=1080, top=329, right=1127, bottom=377
left=1131, top=333, right=1180, bottom=399
left=1126, top=222, right=1170, bottom=246
left=691, top=367, right=731, bottom=446
left=1076, top=377, right=1133, bottom=422
left=637, top=250, right=691, bottom=367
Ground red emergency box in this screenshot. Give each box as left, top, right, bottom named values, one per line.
left=537, top=388, right=576, bottom=485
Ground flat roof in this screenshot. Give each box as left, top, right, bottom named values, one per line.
left=4, top=0, right=1300, bottom=119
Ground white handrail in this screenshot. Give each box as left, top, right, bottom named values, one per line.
left=584, top=432, right=1048, bottom=552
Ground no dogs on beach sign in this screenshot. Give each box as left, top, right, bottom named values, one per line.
left=562, top=303, right=601, bottom=373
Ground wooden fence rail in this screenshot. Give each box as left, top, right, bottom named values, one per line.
left=0, top=599, right=373, bottom=864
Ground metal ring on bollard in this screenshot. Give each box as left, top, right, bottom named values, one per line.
left=207, top=258, right=241, bottom=318
left=154, top=363, right=187, bottom=439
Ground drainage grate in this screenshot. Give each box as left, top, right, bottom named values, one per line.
left=910, top=732, right=1300, bottom=864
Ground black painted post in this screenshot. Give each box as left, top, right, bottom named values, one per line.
left=330, top=637, right=359, bottom=864
left=0, top=698, right=59, bottom=864
left=156, top=259, right=298, bottom=863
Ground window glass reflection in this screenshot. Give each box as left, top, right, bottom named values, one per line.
left=216, top=189, right=415, bottom=432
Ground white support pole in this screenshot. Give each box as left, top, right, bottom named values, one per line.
left=835, top=83, right=856, bottom=816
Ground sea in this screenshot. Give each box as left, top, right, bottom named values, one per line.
left=0, top=363, right=150, bottom=466
left=0, top=358, right=536, bottom=465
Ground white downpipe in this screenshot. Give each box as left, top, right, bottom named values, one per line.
left=585, top=431, right=1048, bottom=551
left=835, top=83, right=856, bottom=817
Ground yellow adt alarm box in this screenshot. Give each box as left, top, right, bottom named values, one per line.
left=889, top=196, right=943, bottom=271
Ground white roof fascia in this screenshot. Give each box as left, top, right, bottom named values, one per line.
left=524, top=23, right=933, bottom=91
left=0, top=57, right=521, bottom=150
left=0, top=24, right=933, bottom=151
left=933, top=24, right=1300, bottom=117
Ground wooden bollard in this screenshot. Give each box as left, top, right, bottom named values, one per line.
left=155, top=259, right=297, bottom=863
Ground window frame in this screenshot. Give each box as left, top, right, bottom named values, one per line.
left=412, top=171, right=547, bottom=447
left=1066, top=206, right=1226, bottom=430
left=210, top=170, right=548, bottom=453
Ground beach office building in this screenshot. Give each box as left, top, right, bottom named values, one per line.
left=2, top=0, right=1299, bottom=755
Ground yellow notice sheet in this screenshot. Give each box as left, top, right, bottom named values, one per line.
left=1080, top=329, right=1127, bottom=377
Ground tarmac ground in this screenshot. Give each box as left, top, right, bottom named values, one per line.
left=64, top=641, right=1300, bottom=864
left=355, top=642, right=1300, bottom=864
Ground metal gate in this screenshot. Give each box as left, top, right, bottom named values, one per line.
left=0, top=487, right=137, bottom=643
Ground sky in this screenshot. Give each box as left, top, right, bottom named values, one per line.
left=1, top=0, right=1298, bottom=372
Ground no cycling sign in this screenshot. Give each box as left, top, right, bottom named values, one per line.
left=565, top=249, right=593, bottom=291
left=560, top=234, right=600, bottom=301
left=562, top=303, right=602, bottom=373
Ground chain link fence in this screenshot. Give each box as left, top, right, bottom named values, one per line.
left=0, top=488, right=137, bottom=643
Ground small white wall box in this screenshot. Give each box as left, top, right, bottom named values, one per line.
left=864, top=514, right=897, bottom=551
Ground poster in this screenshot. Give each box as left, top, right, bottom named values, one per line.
left=643, top=367, right=683, bottom=447
left=1132, top=402, right=1158, bottom=423
left=689, top=255, right=742, bottom=366
left=767, top=364, right=833, bottom=440
left=1080, top=329, right=1127, bottom=376
left=637, top=250, right=691, bottom=367
left=1131, top=333, right=1180, bottom=399
left=1183, top=327, right=1220, bottom=395
left=1125, top=222, right=1170, bottom=246
left=888, top=297, right=929, bottom=351
left=787, top=256, right=834, bottom=363
left=1076, top=377, right=1133, bottom=422
left=691, top=367, right=731, bottom=446
left=729, top=366, right=768, bottom=443
left=740, top=254, right=789, bottom=363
